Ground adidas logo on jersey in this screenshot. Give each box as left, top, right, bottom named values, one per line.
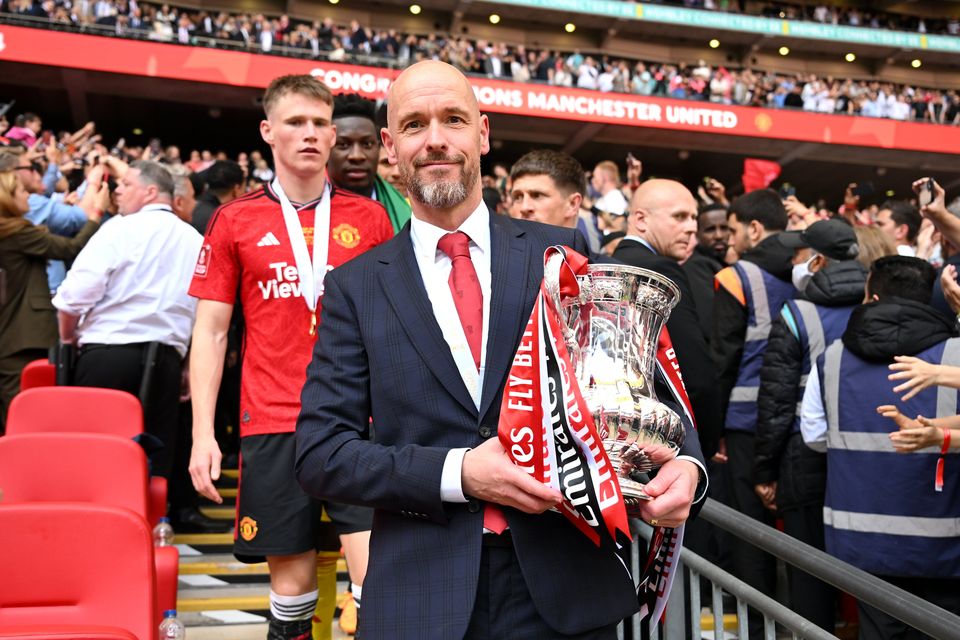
left=257, top=232, right=281, bottom=247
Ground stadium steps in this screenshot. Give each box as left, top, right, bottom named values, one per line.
left=175, top=466, right=350, bottom=636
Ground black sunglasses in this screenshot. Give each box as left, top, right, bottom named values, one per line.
left=15, top=161, right=42, bottom=174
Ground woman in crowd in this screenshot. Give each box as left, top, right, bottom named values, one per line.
left=0, top=158, right=103, bottom=432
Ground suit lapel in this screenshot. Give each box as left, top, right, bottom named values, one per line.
left=377, top=228, right=478, bottom=416
left=478, top=214, right=535, bottom=420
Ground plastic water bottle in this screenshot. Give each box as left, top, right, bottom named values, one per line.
left=153, top=516, right=175, bottom=547
left=159, top=609, right=185, bottom=639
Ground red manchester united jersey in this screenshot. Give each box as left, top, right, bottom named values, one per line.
left=189, top=183, right=394, bottom=436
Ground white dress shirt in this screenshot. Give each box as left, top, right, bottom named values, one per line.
left=410, top=203, right=492, bottom=503
left=53, top=204, right=204, bottom=358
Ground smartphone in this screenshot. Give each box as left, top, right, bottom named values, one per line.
left=626, top=152, right=637, bottom=163
left=779, top=183, right=796, bottom=199
left=703, top=176, right=713, bottom=185
left=918, top=178, right=934, bottom=208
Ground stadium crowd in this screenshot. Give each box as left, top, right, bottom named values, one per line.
left=4, top=0, right=960, bottom=124
left=1, top=58, right=959, bottom=639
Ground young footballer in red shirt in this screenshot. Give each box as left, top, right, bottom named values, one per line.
left=188, top=74, right=393, bottom=640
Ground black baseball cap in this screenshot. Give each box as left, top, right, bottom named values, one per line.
left=779, top=219, right=859, bottom=261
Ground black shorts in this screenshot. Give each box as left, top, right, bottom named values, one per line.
left=234, top=432, right=373, bottom=564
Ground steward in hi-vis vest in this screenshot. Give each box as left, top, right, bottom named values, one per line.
left=712, top=188, right=794, bottom=632
left=801, top=256, right=960, bottom=638
left=753, top=219, right=866, bottom=633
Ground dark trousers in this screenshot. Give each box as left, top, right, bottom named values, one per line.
left=0, top=348, right=47, bottom=435
left=465, top=538, right=618, bottom=640
left=169, top=400, right=199, bottom=513
left=781, top=502, right=836, bottom=632
left=74, top=343, right=181, bottom=478
left=858, top=576, right=960, bottom=640
left=725, top=431, right=777, bottom=640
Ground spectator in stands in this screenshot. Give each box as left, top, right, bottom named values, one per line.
left=753, top=219, right=867, bottom=632
left=507, top=149, right=599, bottom=250
left=8, top=147, right=107, bottom=291
left=4, top=113, right=41, bottom=147
left=684, top=201, right=730, bottom=341
left=328, top=93, right=411, bottom=234
left=166, top=163, right=197, bottom=223
left=188, top=74, right=392, bottom=640
left=875, top=200, right=922, bottom=257
left=614, top=179, right=722, bottom=459
left=191, top=160, right=244, bottom=233
left=52, top=161, right=202, bottom=479
left=586, top=160, right=628, bottom=238
left=713, top=189, right=794, bottom=638
left=0, top=155, right=102, bottom=432
left=802, top=256, right=960, bottom=638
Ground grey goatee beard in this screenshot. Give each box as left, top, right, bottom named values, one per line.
left=402, top=153, right=477, bottom=209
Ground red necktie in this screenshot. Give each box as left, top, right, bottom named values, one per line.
left=437, top=232, right=507, bottom=534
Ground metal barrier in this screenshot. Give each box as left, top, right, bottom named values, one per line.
left=623, top=499, right=960, bottom=639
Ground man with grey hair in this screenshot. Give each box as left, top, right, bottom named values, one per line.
left=53, top=160, right=204, bottom=478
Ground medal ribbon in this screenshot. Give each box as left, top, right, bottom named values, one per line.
left=272, top=178, right=332, bottom=331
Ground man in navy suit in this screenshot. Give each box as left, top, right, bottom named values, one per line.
left=295, top=61, right=706, bottom=639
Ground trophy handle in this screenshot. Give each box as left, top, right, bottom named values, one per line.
left=543, top=250, right=582, bottom=362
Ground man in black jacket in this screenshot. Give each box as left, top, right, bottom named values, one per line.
left=712, top=189, right=795, bottom=638
left=753, top=219, right=864, bottom=632
left=613, top=179, right=721, bottom=459
left=190, top=160, right=245, bottom=234
left=683, top=202, right=730, bottom=342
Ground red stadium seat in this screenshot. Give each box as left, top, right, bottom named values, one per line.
left=19, top=359, right=55, bottom=390
left=0, top=433, right=179, bottom=625
left=5, top=387, right=168, bottom=525
left=0, top=503, right=157, bottom=640
left=6, top=387, right=143, bottom=437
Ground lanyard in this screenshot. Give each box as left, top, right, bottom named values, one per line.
left=272, top=178, right=331, bottom=330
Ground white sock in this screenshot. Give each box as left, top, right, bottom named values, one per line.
left=270, top=589, right=318, bottom=621
left=351, top=582, right=362, bottom=609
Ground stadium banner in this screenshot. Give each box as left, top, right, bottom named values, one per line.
left=2, top=24, right=959, bottom=154
left=489, top=0, right=960, bottom=53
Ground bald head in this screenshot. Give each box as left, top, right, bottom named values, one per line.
left=629, top=179, right=698, bottom=261
left=386, top=61, right=479, bottom=131
left=380, top=60, right=490, bottom=227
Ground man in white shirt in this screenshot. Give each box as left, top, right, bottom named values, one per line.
left=53, top=161, right=203, bottom=479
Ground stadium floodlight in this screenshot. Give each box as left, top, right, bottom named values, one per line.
left=911, top=59, right=922, bottom=68
left=410, top=4, right=421, bottom=14
left=778, top=46, right=790, bottom=56
left=709, top=39, right=720, bottom=49
left=845, top=53, right=856, bottom=62
left=489, top=14, right=501, bottom=24
left=565, top=23, right=576, bottom=33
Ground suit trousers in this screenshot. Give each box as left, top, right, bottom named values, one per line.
left=74, top=342, right=181, bottom=478
left=781, top=502, right=836, bottom=632
left=464, top=536, right=619, bottom=640
left=725, top=431, right=777, bottom=640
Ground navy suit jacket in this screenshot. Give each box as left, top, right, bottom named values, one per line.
left=296, top=213, right=704, bottom=639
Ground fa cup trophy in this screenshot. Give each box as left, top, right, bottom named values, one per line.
left=546, top=260, right=685, bottom=513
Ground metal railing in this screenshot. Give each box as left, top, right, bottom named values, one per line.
left=624, top=499, right=960, bottom=639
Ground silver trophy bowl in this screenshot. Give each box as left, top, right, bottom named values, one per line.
left=547, top=260, right=684, bottom=512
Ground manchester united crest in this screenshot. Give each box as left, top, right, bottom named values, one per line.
left=239, top=516, right=258, bottom=541
left=332, top=223, right=361, bottom=249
